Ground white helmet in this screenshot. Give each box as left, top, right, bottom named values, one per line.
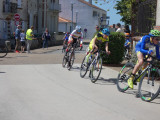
left=75, top=25, right=81, bottom=32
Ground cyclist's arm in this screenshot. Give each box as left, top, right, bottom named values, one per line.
left=105, top=42, right=109, bottom=52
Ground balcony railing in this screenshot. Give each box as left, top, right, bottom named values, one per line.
left=3, top=1, right=17, bottom=14
left=49, top=3, right=61, bottom=12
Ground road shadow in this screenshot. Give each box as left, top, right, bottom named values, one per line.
left=16, top=56, right=28, bottom=57
left=0, top=72, right=6, bottom=73
left=94, top=78, right=117, bottom=85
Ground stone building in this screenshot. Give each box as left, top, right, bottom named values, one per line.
left=27, top=0, right=61, bottom=34
left=0, top=0, right=28, bottom=40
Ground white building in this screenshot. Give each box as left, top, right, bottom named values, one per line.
left=59, top=0, right=107, bottom=38
left=58, top=17, right=76, bottom=33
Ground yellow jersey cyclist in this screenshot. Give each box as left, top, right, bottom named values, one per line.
left=86, top=28, right=111, bottom=63
left=128, top=30, right=160, bottom=89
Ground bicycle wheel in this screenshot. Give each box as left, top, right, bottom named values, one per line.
left=80, top=55, right=89, bottom=78
left=117, top=62, right=134, bottom=92
left=90, top=56, right=102, bottom=83
left=67, top=52, right=74, bottom=70
left=138, top=68, right=160, bottom=102
left=62, top=54, right=68, bottom=68
left=0, top=45, right=8, bottom=58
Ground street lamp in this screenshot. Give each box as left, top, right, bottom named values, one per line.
left=71, top=2, right=73, bottom=31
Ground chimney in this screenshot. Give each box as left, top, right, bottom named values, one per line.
left=89, top=0, right=92, bottom=4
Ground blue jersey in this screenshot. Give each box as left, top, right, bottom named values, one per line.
left=64, top=33, right=69, bottom=41
left=124, top=38, right=130, bottom=48
left=135, top=35, right=160, bottom=59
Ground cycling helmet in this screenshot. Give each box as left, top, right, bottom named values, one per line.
left=149, top=30, right=160, bottom=37
left=75, top=26, right=81, bottom=32
left=102, top=28, right=110, bottom=36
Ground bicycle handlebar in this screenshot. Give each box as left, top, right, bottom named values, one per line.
left=143, top=54, right=159, bottom=64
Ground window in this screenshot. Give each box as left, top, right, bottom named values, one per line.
left=93, top=11, right=97, bottom=17
left=51, top=0, right=55, bottom=3
left=17, top=0, right=22, bottom=8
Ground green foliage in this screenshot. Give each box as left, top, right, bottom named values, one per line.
left=101, top=32, right=125, bottom=64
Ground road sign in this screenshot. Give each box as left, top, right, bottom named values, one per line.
left=14, top=13, right=20, bottom=21
left=15, top=20, right=21, bottom=26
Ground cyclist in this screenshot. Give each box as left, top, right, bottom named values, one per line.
left=62, top=32, right=70, bottom=50
left=86, top=28, right=111, bottom=63
left=124, top=33, right=131, bottom=58
left=124, top=33, right=131, bottom=48
left=128, top=30, right=160, bottom=89
left=65, top=25, right=83, bottom=53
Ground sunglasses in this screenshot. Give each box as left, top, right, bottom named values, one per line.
left=155, top=38, right=160, bottom=41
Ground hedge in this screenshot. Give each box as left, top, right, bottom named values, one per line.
left=100, top=32, right=125, bottom=64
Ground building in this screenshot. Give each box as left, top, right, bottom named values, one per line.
left=58, top=17, right=76, bottom=33
left=0, top=0, right=61, bottom=41
left=28, top=0, right=61, bottom=34
left=155, top=0, right=160, bottom=30
left=59, top=0, right=107, bottom=38
left=0, top=0, right=28, bottom=40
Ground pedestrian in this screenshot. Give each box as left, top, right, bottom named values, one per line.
left=124, top=25, right=131, bottom=34
left=84, top=28, right=87, bottom=38
left=92, top=25, right=100, bottom=38
left=20, top=29, right=26, bottom=53
left=42, top=28, right=51, bottom=49
left=116, top=23, right=124, bottom=33
left=26, top=26, right=34, bottom=53
left=15, top=25, right=21, bottom=53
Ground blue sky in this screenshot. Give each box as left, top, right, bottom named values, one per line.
left=85, top=0, right=124, bottom=25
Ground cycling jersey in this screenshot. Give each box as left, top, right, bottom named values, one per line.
left=69, top=30, right=83, bottom=42
left=64, top=33, right=69, bottom=41
left=135, top=35, right=160, bottom=59
left=89, top=32, right=109, bottom=50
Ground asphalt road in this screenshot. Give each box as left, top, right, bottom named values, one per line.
left=0, top=44, right=159, bottom=120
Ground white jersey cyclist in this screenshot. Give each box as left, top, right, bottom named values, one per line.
left=68, top=26, right=83, bottom=44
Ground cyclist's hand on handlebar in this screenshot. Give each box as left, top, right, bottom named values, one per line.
left=148, top=50, right=154, bottom=55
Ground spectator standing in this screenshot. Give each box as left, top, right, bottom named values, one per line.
left=26, top=26, right=34, bottom=53
left=84, top=28, right=87, bottom=38
left=124, top=25, right=131, bottom=34
left=20, top=29, right=26, bottom=53
left=92, top=25, right=100, bottom=38
left=116, top=23, right=124, bottom=33
left=42, top=28, right=51, bottom=49
left=15, top=25, right=21, bottom=53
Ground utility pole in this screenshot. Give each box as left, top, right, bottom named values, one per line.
left=71, top=3, right=73, bottom=31
left=76, top=11, right=78, bottom=25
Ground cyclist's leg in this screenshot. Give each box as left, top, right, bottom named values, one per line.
left=128, top=51, right=144, bottom=88
left=132, top=52, right=144, bottom=74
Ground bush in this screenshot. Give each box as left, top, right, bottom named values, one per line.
left=101, top=32, right=125, bottom=64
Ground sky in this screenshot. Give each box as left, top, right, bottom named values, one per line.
left=85, top=0, right=124, bottom=25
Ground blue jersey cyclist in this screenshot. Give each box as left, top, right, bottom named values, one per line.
left=128, top=30, right=160, bottom=89
left=124, top=33, right=131, bottom=49
left=62, top=32, right=70, bottom=49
